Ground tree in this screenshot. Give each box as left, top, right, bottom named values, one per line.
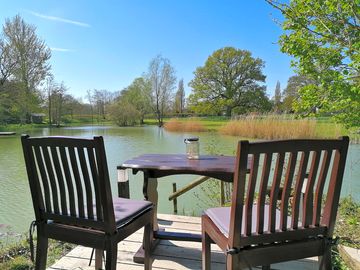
left=94, top=89, right=114, bottom=120
left=2, top=15, right=51, bottom=122
left=174, top=79, right=185, bottom=114
left=188, top=47, right=268, bottom=116
left=0, top=81, right=25, bottom=123
left=121, top=77, right=152, bottom=124
left=273, top=81, right=282, bottom=112
left=0, top=39, right=16, bottom=86
left=266, top=0, right=360, bottom=127
left=106, top=77, right=152, bottom=126
left=61, top=94, right=82, bottom=121
left=108, top=99, right=140, bottom=126
left=45, top=75, right=56, bottom=125
left=147, top=55, right=176, bottom=126
left=50, top=82, right=67, bottom=126
left=86, top=89, right=95, bottom=124
left=282, top=75, right=314, bottom=113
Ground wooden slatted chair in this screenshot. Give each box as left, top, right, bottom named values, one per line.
left=202, top=137, right=349, bottom=270
left=21, top=135, right=153, bottom=270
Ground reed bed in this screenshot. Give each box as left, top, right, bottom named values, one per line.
left=164, top=118, right=207, bottom=132
left=219, top=117, right=341, bottom=140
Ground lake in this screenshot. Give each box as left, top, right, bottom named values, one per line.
left=0, top=125, right=359, bottom=235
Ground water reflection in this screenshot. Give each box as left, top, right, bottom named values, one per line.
left=0, top=125, right=358, bottom=234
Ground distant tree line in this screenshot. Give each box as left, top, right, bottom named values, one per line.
left=2, top=2, right=357, bottom=129
left=0, top=11, right=320, bottom=128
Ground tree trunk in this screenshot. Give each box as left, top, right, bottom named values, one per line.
left=157, top=111, right=162, bottom=127
left=48, top=93, right=52, bottom=126
left=225, top=106, right=232, bottom=117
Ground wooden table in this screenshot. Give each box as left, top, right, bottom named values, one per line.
left=117, top=154, right=245, bottom=263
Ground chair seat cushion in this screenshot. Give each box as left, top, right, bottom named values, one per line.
left=204, top=204, right=291, bottom=237
left=113, top=197, right=153, bottom=227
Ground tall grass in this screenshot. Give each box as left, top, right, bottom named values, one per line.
left=220, top=116, right=342, bottom=139
left=164, top=118, right=207, bottom=132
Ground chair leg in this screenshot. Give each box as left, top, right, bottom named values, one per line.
left=105, top=242, right=117, bottom=270
left=95, top=249, right=104, bottom=269
left=226, top=254, right=239, bottom=270
left=202, top=230, right=211, bottom=270
left=318, top=245, right=332, bottom=270
left=35, top=234, right=48, bottom=270
left=144, top=220, right=153, bottom=270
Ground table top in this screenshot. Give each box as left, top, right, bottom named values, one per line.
left=119, top=153, right=235, bottom=172
left=118, top=154, right=244, bottom=181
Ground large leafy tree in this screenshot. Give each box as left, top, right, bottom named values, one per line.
left=266, top=0, right=360, bottom=127
left=188, top=47, right=269, bottom=116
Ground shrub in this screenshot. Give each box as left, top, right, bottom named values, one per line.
left=108, top=101, right=140, bottom=126
left=164, top=118, right=206, bottom=132
left=3, top=256, right=32, bottom=270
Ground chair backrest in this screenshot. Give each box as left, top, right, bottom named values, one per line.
left=21, top=135, right=116, bottom=233
left=229, top=136, right=349, bottom=248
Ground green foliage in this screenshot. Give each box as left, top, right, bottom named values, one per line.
left=188, top=47, right=271, bottom=116
left=2, top=256, right=32, bottom=270
left=108, top=77, right=152, bottom=126
left=282, top=75, right=314, bottom=112
left=3, top=15, right=51, bottom=90
left=0, top=15, right=52, bottom=124
left=0, top=232, right=74, bottom=269
left=267, top=0, right=360, bottom=127
left=122, top=77, right=152, bottom=123
left=108, top=99, right=140, bottom=126
left=335, top=196, right=360, bottom=248
left=332, top=247, right=351, bottom=270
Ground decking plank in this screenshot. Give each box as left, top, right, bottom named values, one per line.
left=48, top=214, right=319, bottom=270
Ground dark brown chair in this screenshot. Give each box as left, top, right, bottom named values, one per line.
left=202, top=137, right=349, bottom=270
left=21, top=135, right=153, bottom=270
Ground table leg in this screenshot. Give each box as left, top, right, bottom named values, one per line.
left=147, top=177, right=159, bottom=231
left=133, top=174, right=160, bottom=263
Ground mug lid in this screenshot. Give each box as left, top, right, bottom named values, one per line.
left=184, top=137, right=199, bottom=142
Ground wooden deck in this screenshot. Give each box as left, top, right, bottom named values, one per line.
left=48, top=214, right=319, bottom=270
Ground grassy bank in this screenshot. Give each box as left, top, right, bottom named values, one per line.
left=0, top=120, right=113, bottom=134
left=0, top=123, right=46, bottom=133
left=0, top=237, right=74, bottom=269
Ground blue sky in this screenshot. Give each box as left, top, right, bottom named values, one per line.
left=1, top=0, right=294, bottom=100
